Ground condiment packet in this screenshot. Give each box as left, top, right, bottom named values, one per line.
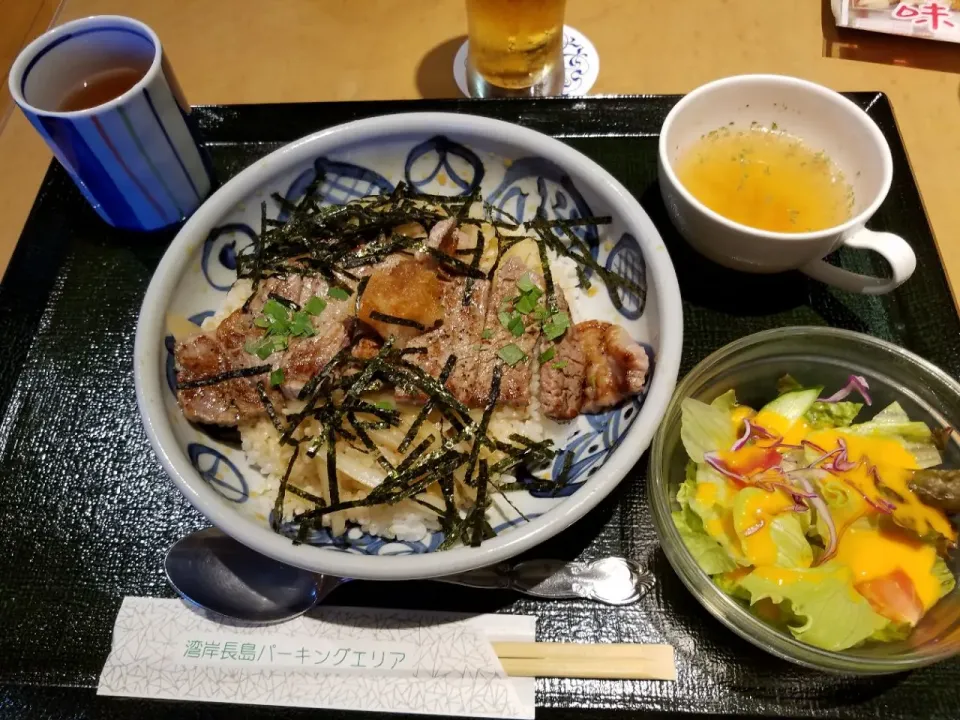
left=832, top=1, right=960, bottom=43
left=98, top=598, right=536, bottom=718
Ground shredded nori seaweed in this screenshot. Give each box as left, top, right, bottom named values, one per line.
left=529, top=216, right=640, bottom=313
left=271, top=444, right=300, bottom=532
left=286, top=483, right=325, bottom=506
left=471, top=459, right=491, bottom=547
left=267, top=292, right=300, bottom=311
left=462, top=364, right=503, bottom=488
left=368, top=310, right=427, bottom=331
left=398, top=354, right=457, bottom=454
left=177, top=364, right=272, bottom=390
left=354, top=275, right=370, bottom=315
left=427, top=247, right=487, bottom=279
left=255, top=381, right=285, bottom=434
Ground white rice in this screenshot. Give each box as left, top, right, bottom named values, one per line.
left=550, top=255, right=585, bottom=323
left=240, top=417, right=443, bottom=542
left=202, top=279, right=253, bottom=330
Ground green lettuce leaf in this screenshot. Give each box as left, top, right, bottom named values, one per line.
left=672, top=486, right=737, bottom=575
left=732, top=488, right=813, bottom=568
left=710, top=389, right=738, bottom=413
left=689, top=463, right=738, bottom=512
left=776, top=374, right=804, bottom=395
left=673, top=509, right=736, bottom=575
left=804, top=401, right=863, bottom=429
left=767, top=515, right=813, bottom=569
left=869, top=622, right=912, bottom=643
left=736, top=563, right=891, bottom=651
left=775, top=375, right=861, bottom=429
left=714, top=571, right=752, bottom=602
left=680, top=397, right=736, bottom=463
left=793, top=504, right=813, bottom=536
left=812, top=475, right=868, bottom=543
left=846, top=402, right=941, bottom=468
left=683, top=464, right=748, bottom=565
left=933, top=555, right=957, bottom=599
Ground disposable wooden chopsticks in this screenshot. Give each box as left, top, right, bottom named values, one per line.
left=492, top=642, right=677, bottom=681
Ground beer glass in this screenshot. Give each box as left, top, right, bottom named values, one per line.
left=465, top=0, right=567, bottom=97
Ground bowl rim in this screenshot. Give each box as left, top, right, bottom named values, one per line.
left=134, top=111, right=684, bottom=580
left=657, top=74, right=893, bottom=242
left=649, top=325, right=960, bottom=673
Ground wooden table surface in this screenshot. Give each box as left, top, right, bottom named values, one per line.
left=1, top=0, right=959, bottom=302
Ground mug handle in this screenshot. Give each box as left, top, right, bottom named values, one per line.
left=800, top=229, right=916, bottom=295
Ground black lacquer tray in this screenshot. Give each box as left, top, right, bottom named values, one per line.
left=1, top=95, right=958, bottom=720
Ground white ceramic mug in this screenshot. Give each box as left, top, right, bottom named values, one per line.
left=657, top=74, right=916, bottom=295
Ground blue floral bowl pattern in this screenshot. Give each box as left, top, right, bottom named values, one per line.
left=136, top=114, right=682, bottom=580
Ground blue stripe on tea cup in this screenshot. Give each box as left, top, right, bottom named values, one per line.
left=8, top=15, right=213, bottom=231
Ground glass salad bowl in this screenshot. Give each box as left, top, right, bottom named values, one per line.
left=649, top=326, right=960, bottom=673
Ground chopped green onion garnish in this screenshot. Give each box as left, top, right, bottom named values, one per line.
left=254, top=316, right=271, bottom=329
left=289, top=311, right=316, bottom=337
left=513, top=274, right=543, bottom=315
left=515, top=293, right=539, bottom=315
left=552, top=359, right=568, bottom=370
left=328, top=286, right=351, bottom=301
left=304, top=295, right=327, bottom=315
left=533, top=306, right=550, bottom=321
left=262, top=298, right=290, bottom=323
left=542, top=311, right=570, bottom=341
left=374, top=400, right=395, bottom=410
left=539, top=347, right=556, bottom=365
left=244, top=338, right=264, bottom=359
left=507, top=315, right=525, bottom=337
left=497, top=343, right=527, bottom=366
left=270, top=368, right=285, bottom=387
left=245, top=336, right=286, bottom=360
left=516, top=273, right=537, bottom=293
left=498, top=310, right=513, bottom=330
left=481, top=328, right=494, bottom=340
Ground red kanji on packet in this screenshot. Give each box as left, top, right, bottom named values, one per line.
left=892, top=2, right=956, bottom=31
left=836, top=1, right=960, bottom=43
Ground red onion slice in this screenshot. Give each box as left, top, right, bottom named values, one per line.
left=867, top=465, right=901, bottom=508
left=750, top=422, right=776, bottom=440
left=809, top=447, right=842, bottom=467
left=820, top=374, right=872, bottom=406
left=829, top=438, right=861, bottom=472
left=842, top=478, right=894, bottom=514
left=743, top=520, right=765, bottom=537
left=801, top=439, right=827, bottom=455
left=792, top=471, right=838, bottom=566
left=731, top=419, right=778, bottom=452
left=754, top=479, right=818, bottom=498
left=732, top=419, right=752, bottom=452
left=704, top=451, right=747, bottom=483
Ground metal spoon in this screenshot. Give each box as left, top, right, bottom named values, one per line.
left=164, top=527, right=655, bottom=624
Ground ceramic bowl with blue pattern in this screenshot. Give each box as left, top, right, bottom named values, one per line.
left=135, top=113, right=683, bottom=580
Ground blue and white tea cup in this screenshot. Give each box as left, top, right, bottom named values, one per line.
left=8, top=15, right=212, bottom=231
